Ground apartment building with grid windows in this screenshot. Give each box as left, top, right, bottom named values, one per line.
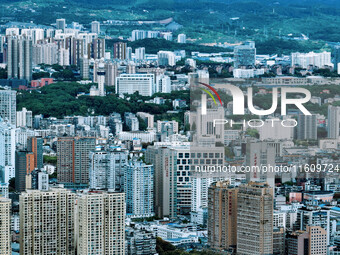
left=19, top=189, right=75, bottom=255
left=57, top=137, right=96, bottom=188
left=0, top=197, right=11, bottom=255
left=237, top=182, right=274, bottom=255
left=76, top=191, right=125, bottom=255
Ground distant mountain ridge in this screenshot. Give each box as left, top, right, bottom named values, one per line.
left=1, top=0, right=340, bottom=42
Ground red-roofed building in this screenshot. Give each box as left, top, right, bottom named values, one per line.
left=31, top=78, right=54, bottom=88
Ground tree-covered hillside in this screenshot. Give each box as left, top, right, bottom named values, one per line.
left=16, top=82, right=189, bottom=124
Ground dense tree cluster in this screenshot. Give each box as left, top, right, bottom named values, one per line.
left=0, top=68, right=7, bottom=79
left=156, top=237, right=220, bottom=255
left=255, top=39, right=325, bottom=55
left=16, top=82, right=189, bottom=126
left=32, top=64, right=78, bottom=81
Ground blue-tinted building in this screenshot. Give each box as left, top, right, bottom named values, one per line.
left=125, top=160, right=154, bottom=218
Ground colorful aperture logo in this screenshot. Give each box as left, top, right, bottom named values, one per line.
left=198, top=82, right=223, bottom=106
left=198, top=82, right=223, bottom=115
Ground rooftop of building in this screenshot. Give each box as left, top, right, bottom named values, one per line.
left=304, top=191, right=334, bottom=195
left=287, top=230, right=307, bottom=237
left=299, top=205, right=330, bottom=212
left=331, top=207, right=340, bottom=212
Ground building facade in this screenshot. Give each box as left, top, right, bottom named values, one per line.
left=0, top=119, right=16, bottom=184
left=297, top=114, right=317, bottom=140
left=77, top=191, right=125, bottom=255
left=89, top=148, right=128, bottom=191
left=0, top=197, right=11, bottom=255
left=57, top=137, right=96, bottom=188
left=237, top=182, right=273, bottom=255
left=208, top=181, right=238, bottom=251
left=0, top=90, right=16, bottom=126
left=125, top=160, right=154, bottom=218
left=20, top=189, right=75, bottom=255
left=328, top=105, right=340, bottom=139
left=16, top=107, right=32, bottom=128
left=116, top=74, right=155, bottom=96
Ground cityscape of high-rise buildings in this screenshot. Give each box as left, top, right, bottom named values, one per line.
left=0, top=9, right=339, bottom=255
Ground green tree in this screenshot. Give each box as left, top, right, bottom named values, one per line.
left=246, top=128, right=259, bottom=138
left=44, top=155, right=57, bottom=165
left=32, top=72, right=50, bottom=80
left=225, top=147, right=234, bottom=159
left=137, top=116, right=148, bottom=131
left=0, top=68, right=7, bottom=79
left=156, top=237, right=176, bottom=255
left=9, top=178, right=15, bottom=191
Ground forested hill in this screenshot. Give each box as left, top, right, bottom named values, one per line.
left=16, top=82, right=189, bottom=126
